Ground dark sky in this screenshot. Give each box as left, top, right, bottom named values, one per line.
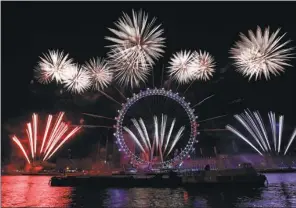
left=2, top=2, right=296, bottom=160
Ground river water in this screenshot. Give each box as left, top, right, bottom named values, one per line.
left=1, top=173, right=296, bottom=207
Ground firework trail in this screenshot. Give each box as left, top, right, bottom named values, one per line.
left=34, top=50, right=74, bottom=84
left=139, top=118, right=152, bottom=149
left=83, top=58, right=113, bottom=91
left=12, top=136, right=31, bottom=164
left=40, top=115, right=53, bottom=153
left=166, top=126, right=185, bottom=157
left=106, top=10, right=165, bottom=88
left=225, top=125, right=263, bottom=155
left=230, top=26, right=294, bottom=80
left=198, top=114, right=228, bottom=123
left=45, top=126, right=81, bottom=160
left=11, top=112, right=81, bottom=164
left=164, top=118, right=176, bottom=152
left=33, top=114, right=38, bottom=155
left=123, top=114, right=185, bottom=162
left=226, top=110, right=296, bottom=155
left=83, top=113, right=115, bottom=121
left=284, top=128, right=296, bottom=155
left=193, top=94, right=215, bottom=107
left=124, top=126, right=145, bottom=152
left=26, top=123, right=34, bottom=159
left=131, top=119, right=149, bottom=149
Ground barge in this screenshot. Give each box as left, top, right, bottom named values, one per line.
left=50, top=163, right=268, bottom=188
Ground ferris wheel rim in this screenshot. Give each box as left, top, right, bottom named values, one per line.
left=114, top=87, right=198, bottom=166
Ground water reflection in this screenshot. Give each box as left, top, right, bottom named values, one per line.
left=183, top=185, right=264, bottom=208
left=72, top=187, right=191, bottom=207
left=1, top=176, right=72, bottom=207
left=2, top=174, right=296, bottom=207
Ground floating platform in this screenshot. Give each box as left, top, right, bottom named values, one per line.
left=259, top=168, right=296, bottom=173
left=49, top=168, right=268, bottom=188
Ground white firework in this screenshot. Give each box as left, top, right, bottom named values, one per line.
left=167, top=50, right=195, bottom=84
left=226, top=110, right=296, bottom=156
left=83, top=58, right=113, bottom=91
left=62, top=64, right=91, bottom=94
left=230, top=26, right=294, bottom=80
left=106, top=10, right=165, bottom=88
left=123, top=114, right=185, bottom=163
left=190, top=50, right=216, bottom=81
left=108, top=46, right=150, bottom=88
left=34, top=50, right=74, bottom=84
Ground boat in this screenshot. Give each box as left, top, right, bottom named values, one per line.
left=259, top=167, right=296, bottom=173
left=181, top=164, right=267, bottom=188
left=49, top=163, right=267, bottom=188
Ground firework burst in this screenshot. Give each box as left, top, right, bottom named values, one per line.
left=190, top=50, right=216, bottom=81
left=230, top=26, right=294, bottom=80
left=106, top=10, right=165, bottom=88
left=167, top=50, right=196, bottom=84
left=123, top=114, right=185, bottom=163
left=34, top=50, right=74, bottom=84
left=11, top=112, right=81, bottom=164
left=62, top=64, right=91, bottom=94
left=83, top=58, right=113, bottom=91
left=108, top=46, right=151, bottom=88
left=226, top=110, right=296, bottom=156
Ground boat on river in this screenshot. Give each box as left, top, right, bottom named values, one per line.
left=49, top=163, right=267, bottom=188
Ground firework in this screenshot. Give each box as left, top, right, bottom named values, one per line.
left=230, top=26, right=294, bottom=80
left=226, top=110, right=296, bottom=155
left=11, top=112, right=81, bottom=164
left=167, top=50, right=195, bottom=84
left=62, top=64, right=91, bottom=94
left=190, top=50, right=216, bottom=81
left=83, top=58, right=113, bottom=91
left=108, top=46, right=150, bottom=88
left=106, top=10, right=165, bottom=88
left=34, top=50, right=74, bottom=84
left=123, top=114, right=185, bottom=162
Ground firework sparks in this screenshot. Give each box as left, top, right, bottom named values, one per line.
left=284, top=128, right=296, bottom=155
left=190, top=50, right=216, bottom=81
left=11, top=112, right=81, bottom=164
left=12, top=136, right=31, bottom=164
left=83, top=58, right=113, bottom=91
left=230, top=26, right=294, bottom=80
left=123, top=114, right=185, bottom=162
left=62, top=64, right=91, bottom=94
left=26, top=123, right=34, bottom=159
left=45, top=126, right=81, bottom=160
left=166, top=126, right=185, bottom=157
left=227, top=110, right=296, bottom=155
left=40, top=115, right=53, bottom=153
left=167, top=50, right=195, bottom=84
left=226, top=125, right=263, bottom=155
left=34, top=50, right=74, bottom=84
left=33, top=114, right=38, bottom=154
left=108, top=46, right=151, bottom=88
left=106, top=10, right=165, bottom=88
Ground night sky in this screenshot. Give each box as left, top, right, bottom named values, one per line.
left=2, top=2, right=296, bottom=162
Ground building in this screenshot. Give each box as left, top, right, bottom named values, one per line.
left=56, top=158, right=92, bottom=171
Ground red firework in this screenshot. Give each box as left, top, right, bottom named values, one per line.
left=11, top=112, right=81, bottom=164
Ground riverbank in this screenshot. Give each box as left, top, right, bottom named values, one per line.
left=2, top=168, right=296, bottom=176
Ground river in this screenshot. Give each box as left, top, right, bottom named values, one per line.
left=2, top=173, right=296, bottom=207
